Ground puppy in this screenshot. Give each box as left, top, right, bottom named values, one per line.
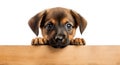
left=28, top=7, right=87, bottom=48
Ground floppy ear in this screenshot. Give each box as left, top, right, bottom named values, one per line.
left=28, top=10, right=46, bottom=36
left=70, top=10, right=87, bottom=34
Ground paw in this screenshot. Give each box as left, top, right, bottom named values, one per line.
left=70, top=38, right=86, bottom=45
left=31, top=37, right=47, bottom=45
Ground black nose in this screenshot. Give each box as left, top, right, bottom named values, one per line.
left=55, top=35, right=65, bottom=42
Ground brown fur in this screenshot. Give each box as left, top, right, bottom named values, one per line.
left=28, top=7, right=87, bottom=48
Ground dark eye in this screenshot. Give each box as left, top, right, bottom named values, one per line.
left=65, top=23, right=72, bottom=30
left=45, top=23, right=54, bottom=30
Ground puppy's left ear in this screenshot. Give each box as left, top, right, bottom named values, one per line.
left=70, top=10, right=87, bottom=34
left=28, top=10, right=46, bottom=36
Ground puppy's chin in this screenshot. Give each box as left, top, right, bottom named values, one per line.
left=48, top=39, right=70, bottom=48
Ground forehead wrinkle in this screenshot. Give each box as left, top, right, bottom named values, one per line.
left=53, top=12, right=74, bottom=25
left=46, top=9, right=74, bottom=25
left=46, top=11, right=66, bottom=22
left=53, top=11, right=67, bottom=22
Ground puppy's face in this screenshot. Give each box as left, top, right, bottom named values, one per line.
left=41, top=9, right=76, bottom=48
left=28, top=7, right=87, bottom=48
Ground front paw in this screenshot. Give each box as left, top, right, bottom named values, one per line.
left=31, top=37, right=47, bottom=45
left=70, top=38, right=86, bottom=45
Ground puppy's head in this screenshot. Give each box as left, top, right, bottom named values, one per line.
left=28, top=7, right=87, bottom=48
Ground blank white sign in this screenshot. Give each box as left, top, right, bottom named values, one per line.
left=0, top=0, right=120, bottom=45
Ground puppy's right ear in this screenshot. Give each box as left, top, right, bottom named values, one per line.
left=28, top=10, right=46, bottom=36
left=70, top=10, right=87, bottom=34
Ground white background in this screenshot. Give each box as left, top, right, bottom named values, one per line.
left=0, top=0, right=120, bottom=45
